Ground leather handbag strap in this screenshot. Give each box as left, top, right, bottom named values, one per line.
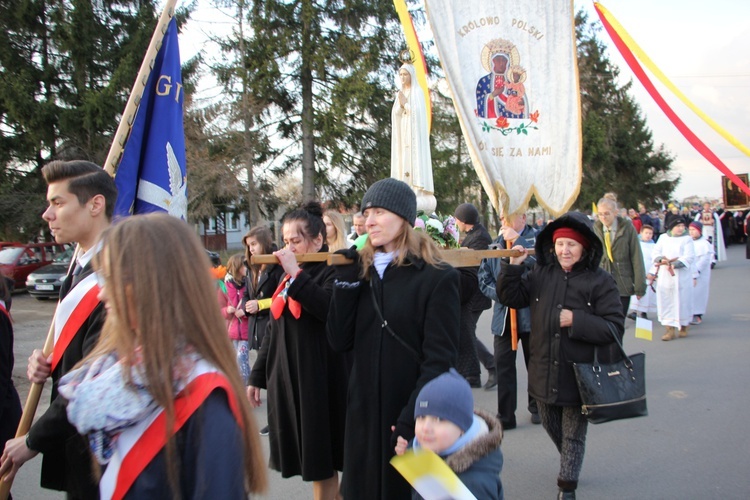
left=369, top=281, right=423, bottom=364
left=593, top=321, right=630, bottom=368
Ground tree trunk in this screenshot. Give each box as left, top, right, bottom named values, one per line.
left=238, top=1, right=260, bottom=226
left=300, top=0, right=315, bottom=201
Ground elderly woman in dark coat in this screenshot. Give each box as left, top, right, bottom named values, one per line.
left=498, top=211, right=625, bottom=500
left=327, top=178, right=460, bottom=500
left=248, top=202, right=347, bottom=500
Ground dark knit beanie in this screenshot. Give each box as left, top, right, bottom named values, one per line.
left=454, top=203, right=480, bottom=225
left=360, top=178, right=417, bottom=224
left=689, top=220, right=703, bottom=232
left=667, top=217, right=686, bottom=231
left=414, top=369, right=474, bottom=432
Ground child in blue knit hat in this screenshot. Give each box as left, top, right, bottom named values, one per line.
left=394, top=368, right=504, bottom=499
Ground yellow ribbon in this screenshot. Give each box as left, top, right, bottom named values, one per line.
left=393, top=0, right=431, bottom=133
left=604, top=228, right=614, bottom=262
left=595, top=2, right=750, bottom=158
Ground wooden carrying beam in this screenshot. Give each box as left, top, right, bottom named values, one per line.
left=250, top=248, right=536, bottom=268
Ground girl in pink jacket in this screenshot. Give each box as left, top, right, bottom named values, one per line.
left=219, top=253, right=250, bottom=384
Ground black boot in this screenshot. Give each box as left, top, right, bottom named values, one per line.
left=557, top=479, right=577, bottom=500
left=483, top=369, right=498, bottom=390
left=557, top=490, right=576, bottom=500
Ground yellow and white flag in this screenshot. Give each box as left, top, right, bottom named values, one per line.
left=635, top=316, right=653, bottom=341
left=391, top=448, right=477, bottom=500
left=425, top=0, right=581, bottom=216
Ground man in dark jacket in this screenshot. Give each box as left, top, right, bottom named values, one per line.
left=637, top=203, right=653, bottom=228
left=454, top=203, right=495, bottom=388
left=478, top=213, right=540, bottom=429
left=0, top=161, right=114, bottom=498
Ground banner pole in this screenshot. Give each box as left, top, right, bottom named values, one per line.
left=507, top=240, right=518, bottom=351
left=0, top=3, right=178, bottom=498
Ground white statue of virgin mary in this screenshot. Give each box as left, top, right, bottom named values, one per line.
left=391, top=63, right=436, bottom=214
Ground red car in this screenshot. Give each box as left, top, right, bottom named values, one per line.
left=0, top=242, right=71, bottom=289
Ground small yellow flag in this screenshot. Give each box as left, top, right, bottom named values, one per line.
left=635, top=317, right=653, bottom=341
left=390, top=448, right=477, bottom=500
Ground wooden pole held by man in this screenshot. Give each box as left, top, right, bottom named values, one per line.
left=0, top=2, right=178, bottom=498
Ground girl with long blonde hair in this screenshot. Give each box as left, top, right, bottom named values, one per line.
left=323, top=210, right=348, bottom=251
left=58, top=213, right=266, bottom=498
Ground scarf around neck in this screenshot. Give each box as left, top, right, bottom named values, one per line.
left=58, top=348, right=200, bottom=464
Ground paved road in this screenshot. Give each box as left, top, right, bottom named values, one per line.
left=6, top=244, right=750, bottom=499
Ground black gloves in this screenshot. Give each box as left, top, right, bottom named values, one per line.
left=333, top=246, right=362, bottom=285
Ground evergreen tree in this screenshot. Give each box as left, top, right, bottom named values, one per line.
left=575, top=11, right=678, bottom=210
left=241, top=0, right=401, bottom=204
left=0, top=0, right=158, bottom=240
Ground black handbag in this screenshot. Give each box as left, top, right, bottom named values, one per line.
left=573, top=323, right=647, bottom=424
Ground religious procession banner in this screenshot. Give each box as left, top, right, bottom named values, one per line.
left=425, top=0, right=581, bottom=216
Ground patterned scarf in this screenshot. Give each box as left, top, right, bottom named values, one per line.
left=58, top=348, right=199, bottom=464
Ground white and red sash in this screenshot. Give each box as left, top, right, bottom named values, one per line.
left=99, top=360, right=241, bottom=500
left=51, top=273, right=100, bottom=373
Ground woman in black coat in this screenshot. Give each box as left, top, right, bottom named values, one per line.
left=498, top=211, right=624, bottom=500
left=327, top=178, right=460, bottom=500
left=0, top=273, right=21, bottom=462
left=247, top=203, right=347, bottom=500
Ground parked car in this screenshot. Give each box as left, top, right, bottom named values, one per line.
left=0, top=242, right=71, bottom=289
left=25, top=246, right=75, bottom=300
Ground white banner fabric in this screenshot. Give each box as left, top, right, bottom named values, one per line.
left=425, top=0, right=581, bottom=216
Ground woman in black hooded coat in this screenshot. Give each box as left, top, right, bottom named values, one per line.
left=497, top=211, right=624, bottom=500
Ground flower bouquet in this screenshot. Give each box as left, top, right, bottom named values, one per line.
left=414, top=212, right=460, bottom=249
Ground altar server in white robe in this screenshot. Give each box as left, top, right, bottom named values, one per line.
left=689, top=221, right=712, bottom=325
left=652, top=219, right=694, bottom=341
left=629, top=224, right=657, bottom=319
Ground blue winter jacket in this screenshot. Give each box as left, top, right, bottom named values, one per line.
left=478, top=227, right=536, bottom=335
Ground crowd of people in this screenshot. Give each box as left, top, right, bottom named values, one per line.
left=0, top=159, right=746, bottom=500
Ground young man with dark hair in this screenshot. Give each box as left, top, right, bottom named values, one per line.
left=0, top=160, right=116, bottom=498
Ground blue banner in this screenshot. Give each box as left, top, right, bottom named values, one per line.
left=114, top=17, right=187, bottom=219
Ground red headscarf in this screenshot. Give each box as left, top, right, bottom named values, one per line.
left=552, top=227, right=590, bottom=249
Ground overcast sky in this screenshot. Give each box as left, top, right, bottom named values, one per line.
left=180, top=0, right=750, bottom=202
left=576, top=0, right=750, bottom=201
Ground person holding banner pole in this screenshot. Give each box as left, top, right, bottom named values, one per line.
left=327, top=178, right=460, bottom=500
left=0, top=161, right=116, bottom=497
left=478, top=214, right=540, bottom=429
left=498, top=212, right=625, bottom=500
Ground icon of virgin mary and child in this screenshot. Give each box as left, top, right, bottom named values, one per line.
left=475, top=38, right=529, bottom=120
